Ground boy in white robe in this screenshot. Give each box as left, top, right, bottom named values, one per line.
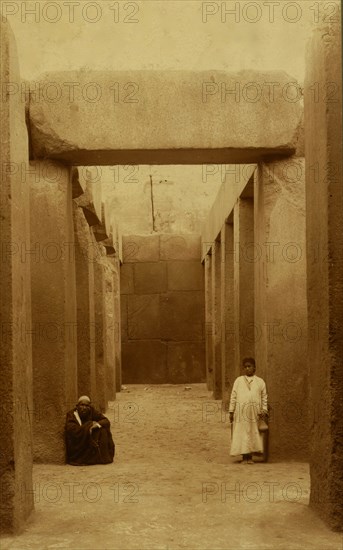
left=229, top=357, right=268, bottom=464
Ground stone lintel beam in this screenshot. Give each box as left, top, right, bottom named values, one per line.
left=28, top=70, right=303, bottom=165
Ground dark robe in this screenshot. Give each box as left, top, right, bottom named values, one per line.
left=65, top=406, right=115, bottom=465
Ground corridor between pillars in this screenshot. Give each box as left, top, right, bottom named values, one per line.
left=202, top=157, right=308, bottom=461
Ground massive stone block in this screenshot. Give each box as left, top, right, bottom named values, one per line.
left=93, top=248, right=107, bottom=412
left=160, top=291, right=204, bottom=342
left=123, top=235, right=160, bottom=263
left=128, top=294, right=160, bottom=340
left=220, top=222, right=235, bottom=405
left=160, top=234, right=201, bottom=261
left=167, top=261, right=204, bottom=291
left=73, top=204, right=96, bottom=406
left=120, top=294, right=128, bottom=343
left=167, top=343, right=206, bottom=383
left=134, top=262, right=167, bottom=294
left=112, top=257, right=122, bottom=393
left=103, top=256, right=119, bottom=401
left=233, top=198, right=255, bottom=370
left=120, top=234, right=206, bottom=383
left=211, top=241, right=222, bottom=399
left=204, top=255, right=214, bottom=391
left=120, top=264, right=134, bottom=295
left=29, top=161, right=78, bottom=463
left=122, top=341, right=168, bottom=383
left=254, top=159, right=308, bottom=461
left=304, top=18, right=343, bottom=531
left=28, top=71, right=303, bottom=164
left=0, top=18, right=34, bottom=534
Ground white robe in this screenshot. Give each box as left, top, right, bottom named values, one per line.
left=229, top=375, right=268, bottom=456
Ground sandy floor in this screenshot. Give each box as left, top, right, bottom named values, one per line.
left=1, top=384, right=342, bottom=550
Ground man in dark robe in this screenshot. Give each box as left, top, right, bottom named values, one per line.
left=65, top=395, right=115, bottom=465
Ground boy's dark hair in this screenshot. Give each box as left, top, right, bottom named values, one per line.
left=242, top=357, right=256, bottom=367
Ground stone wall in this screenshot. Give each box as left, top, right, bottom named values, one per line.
left=29, top=161, right=78, bottom=463
left=304, top=16, right=343, bottom=530
left=121, top=234, right=205, bottom=383
left=0, top=18, right=34, bottom=533
left=254, top=159, right=308, bottom=460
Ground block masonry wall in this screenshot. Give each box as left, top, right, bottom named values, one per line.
left=121, top=234, right=205, bottom=384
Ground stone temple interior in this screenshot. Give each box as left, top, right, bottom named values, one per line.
left=0, top=1, right=342, bottom=542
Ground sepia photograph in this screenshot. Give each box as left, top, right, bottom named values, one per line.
left=0, top=0, right=342, bottom=548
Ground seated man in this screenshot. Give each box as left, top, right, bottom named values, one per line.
left=65, top=395, right=115, bottom=466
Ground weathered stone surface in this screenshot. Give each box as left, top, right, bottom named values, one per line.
left=122, top=341, right=168, bottom=384
left=29, top=161, right=78, bottom=463
left=201, top=165, right=255, bottom=259
left=120, top=264, right=134, bottom=295
left=122, top=235, right=160, bottom=263
left=160, top=234, right=200, bottom=261
left=134, top=262, right=167, bottom=294
left=73, top=205, right=96, bottom=407
left=167, top=343, right=206, bottom=383
left=160, top=292, right=204, bottom=342
left=233, top=198, right=255, bottom=371
left=220, top=223, right=235, bottom=406
left=79, top=167, right=103, bottom=223
left=112, top=258, right=122, bottom=392
left=103, top=257, right=116, bottom=402
left=128, top=295, right=160, bottom=340
left=0, top=17, right=34, bottom=534
left=120, top=234, right=206, bottom=383
left=254, top=158, right=308, bottom=461
left=304, top=18, right=343, bottom=531
left=211, top=241, right=222, bottom=399
left=120, top=295, right=128, bottom=343
left=71, top=167, right=83, bottom=199
left=204, top=255, right=213, bottom=391
left=28, top=70, right=303, bottom=164
left=93, top=250, right=107, bottom=412
left=167, top=261, right=204, bottom=291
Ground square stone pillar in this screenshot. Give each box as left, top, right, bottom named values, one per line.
left=103, top=257, right=116, bottom=402
left=29, top=161, right=77, bottom=463
left=0, top=18, right=34, bottom=533
left=93, top=244, right=107, bottom=412
left=233, top=198, right=255, bottom=374
left=211, top=240, right=222, bottom=399
left=254, top=158, right=308, bottom=461
left=304, top=17, right=343, bottom=530
left=113, top=257, right=122, bottom=393
left=220, top=222, right=235, bottom=406
left=204, top=254, right=213, bottom=391
left=73, top=204, right=96, bottom=403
